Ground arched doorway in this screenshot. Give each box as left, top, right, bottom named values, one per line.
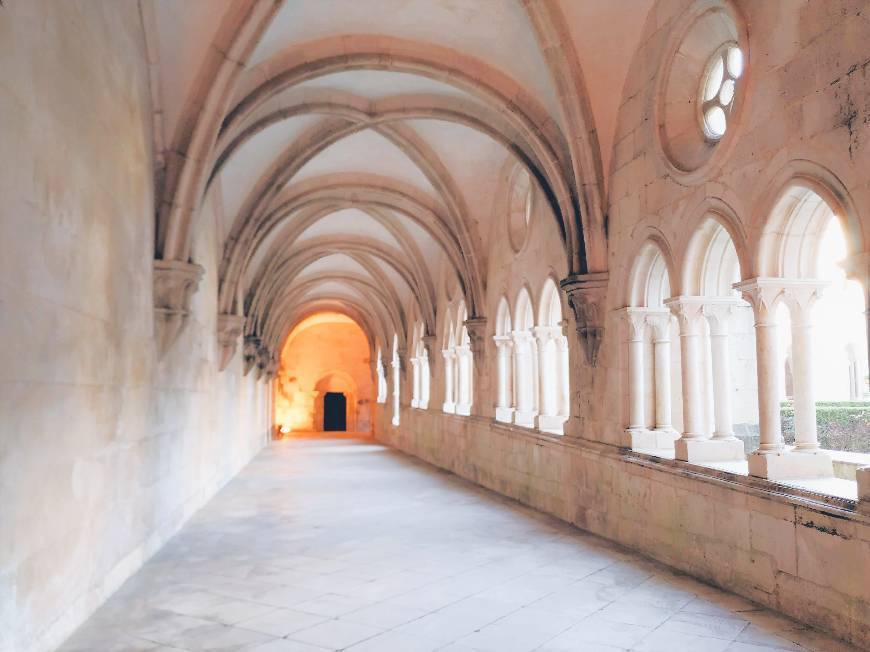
left=314, top=371, right=358, bottom=432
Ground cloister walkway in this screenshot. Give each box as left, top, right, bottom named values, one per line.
left=61, top=435, right=858, bottom=652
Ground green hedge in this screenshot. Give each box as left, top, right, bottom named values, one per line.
left=780, top=401, right=870, bottom=452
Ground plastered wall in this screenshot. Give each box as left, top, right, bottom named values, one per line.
left=0, top=3, right=270, bottom=650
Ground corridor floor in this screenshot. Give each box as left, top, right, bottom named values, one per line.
left=61, top=436, right=859, bottom=652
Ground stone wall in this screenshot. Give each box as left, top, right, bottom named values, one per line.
left=0, top=3, right=270, bottom=650
left=375, top=406, right=870, bottom=648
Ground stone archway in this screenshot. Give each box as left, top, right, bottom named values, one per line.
left=314, top=371, right=358, bottom=432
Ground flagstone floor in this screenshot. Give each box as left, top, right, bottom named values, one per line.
left=60, top=435, right=859, bottom=652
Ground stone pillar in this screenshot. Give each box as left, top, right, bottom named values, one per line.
left=410, top=357, right=421, bottom=409
left=534, top=326, right=566, bottom=432
left=646, top=310, right=678, bottom=448
left=667, top=297, right=705, bottom=440
left=736, top=279, right=832, bottom=479
left=783, top=284, right=826, bottom=451
left=455, top=344, right=472, bottom=416
left=622, top=309, right=648, bottom=446
left=703, top=302, right=737, bottom=441
left=511, top=330, right=536, bottom=427
left=493, top=335, right=514, bottom=422
left=442, top=348, right=456, bottom=413
left=666, top=297, right=744, bottom=461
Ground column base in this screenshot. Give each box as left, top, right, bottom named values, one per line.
left=857, top=467, right=870, bottom=515
left=652, top=427, right=680, bottom=448
left=495, top=406, right=515, bottom=423
left=626, top=427, right=655, bottom=450
left=514, top=409, right=537, bottom=428
left=442, top=401, right=456, bottom=414
left=747, top=447, right=833, bottom=480
left=537, top=413, right=567, bottom=433
left=455, top=402, right=472, bottom=416
left=675, top=437, right=745, bottom=462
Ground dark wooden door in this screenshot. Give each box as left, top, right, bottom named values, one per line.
left=323, top=392, right=347, bottom=431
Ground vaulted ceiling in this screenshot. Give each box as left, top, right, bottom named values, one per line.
left=144, top=0, right=654, bottom=358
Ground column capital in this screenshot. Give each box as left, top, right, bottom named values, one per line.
left=560, top=272, right=608, bottom=366
left=664, top=296, right=706, bottom=334
left=734, top=277, right=827, bottom=324
left=463, top=317, right=487, bottom=359
left=617, top=307, right=651, bottom=340
left=510, top=329, right=533, bottom=344
left=441, top=347, right=456, bottom=360
left=701, top=298, right=742, bottom=335
left=532, top=325, right=561, bottom=344
left=492, top=334, right=513, bottom=347
left=421, top=334, right=437, bottom=360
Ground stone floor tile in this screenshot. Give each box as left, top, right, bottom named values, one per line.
left=541, top=613, right=652, bottom=649
left=235, top=608, right=329, bottom=637
left=56, top=438, right=860, bottom=652
left=287, top=618, right=384, bottom=650
left=456, top=606, right=576, bottom=651
left=340, top=601, right=428, bottom=629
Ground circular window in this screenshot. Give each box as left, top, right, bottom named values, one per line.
left=699, top=43, right=743, bottom=140
left=508, top=167, right=533, bottom=253
left=653, top=3, right=747, bottom=182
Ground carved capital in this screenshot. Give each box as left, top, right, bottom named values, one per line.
left=560, top=272, right=608, bottom=366
left=153, top=259, right=203, bottom=356
left=463, top=317, right=488, bottom=360
left=264, top=356, right=279, bottom=381
left=421, top=334, right=437, bottom=361
left=217, top=314, right=246, bottom=371
left=243, top=336, right=260, bottom=376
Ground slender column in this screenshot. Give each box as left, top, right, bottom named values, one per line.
left=493, top=335, right=514, bottom=422
left=419, top=354, right=430, bottom=409
left=410, top=357, right=421, bottom=409
left=784, top=284, right=826, bottom=451
left=455, top=344, right=472, bottom=416
left=442, top=348, right=456, bottom=413
left=533, top=326, right=557, bottom=417
left=842, top=252, right=869, bottom=378
left=666, top=298, right=706, bottom=440
left=623, top=309, right=647, bottom=434
left=646, top=311, right=673, bottom=434
left=704, top=302, right=738, bottom=441
left=735, top=281, right=783, bottom=453
left=511, top=330, right=536, bottom=426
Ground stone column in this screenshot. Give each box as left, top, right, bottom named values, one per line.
left=493, top=335, right=514, bottom=422
left=842, top=252, right=869, bottom=377
left=511, top=330, right=536, bottom=427
left=666, top=298, right=706, bottom=440
left=534, top=326, right=566, bottom=432
left=735, top=279, right=832, bottom=479
left=441, top=348, right=456, bottom=413
left=410, top=357, right=421, bottom=409
left=783, top=284, right=826, bottom=451
left=455, top=344, right=472, bottom=416
left=646, top=310, right=678, bottom=447
left=622, top=309, right=648, bottom=446
left=703, top=302, right=738, bottom=441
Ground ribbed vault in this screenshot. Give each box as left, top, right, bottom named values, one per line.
left=145, top=0, right=654, bottom=368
